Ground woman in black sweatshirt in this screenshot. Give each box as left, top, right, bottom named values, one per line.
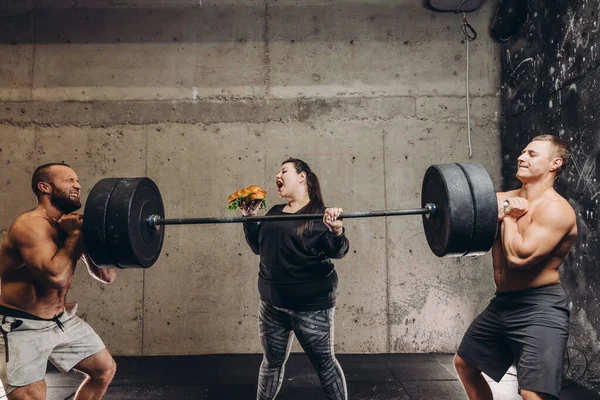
left=242, top=158, right=349, bottom=400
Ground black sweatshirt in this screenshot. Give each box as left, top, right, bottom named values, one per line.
left=243, top=204, right=350, bottom=311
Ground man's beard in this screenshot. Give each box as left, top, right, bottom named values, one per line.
left=51, top=189, right=81, bottom=214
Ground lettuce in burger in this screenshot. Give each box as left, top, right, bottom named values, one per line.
left=227, top=185, right=267, bottom=211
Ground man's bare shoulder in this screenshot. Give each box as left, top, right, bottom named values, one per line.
left=7, top=210, right=54, bottom=245
left=535, top=194, right=577, bottom=230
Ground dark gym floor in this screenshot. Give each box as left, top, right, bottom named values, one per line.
left=9, top=353, right=600, bottom=399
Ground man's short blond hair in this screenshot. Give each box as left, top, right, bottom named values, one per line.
left=531, top=135, right=571, bottom=176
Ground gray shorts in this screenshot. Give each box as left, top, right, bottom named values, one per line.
left=0, top=304, right=105, bottom=395
left=457, top=283, right=569, bottom=399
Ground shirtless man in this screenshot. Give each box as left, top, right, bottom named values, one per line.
left=0, top=163, right=118, bottom=399
left=454, top=135, right=578, bottom=400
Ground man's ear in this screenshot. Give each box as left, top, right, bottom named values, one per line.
left=550, top=157, right=563, bottom=172
left=38, top=182, right=52, bottom=195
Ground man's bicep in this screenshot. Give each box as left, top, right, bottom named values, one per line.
left=521, top=210, right=572, bottom=260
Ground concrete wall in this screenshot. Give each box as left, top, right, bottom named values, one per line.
left=498, top=0, right=600, bottom=393
left=0, top=0, right=501, bottom=356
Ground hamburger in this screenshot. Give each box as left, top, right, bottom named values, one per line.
left=227, top=185, right=267, bottom=211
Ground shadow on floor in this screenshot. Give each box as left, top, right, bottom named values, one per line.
left=32, top=353, right=600, bottom=400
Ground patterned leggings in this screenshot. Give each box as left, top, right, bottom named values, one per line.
left=256, top=301, right=347, bottom=400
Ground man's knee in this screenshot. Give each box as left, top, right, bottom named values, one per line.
left=93, top=357, right=116, bottom=383
left=80, top=353, right=116, bottom=384
left=453, top=354, right=481, bottom=379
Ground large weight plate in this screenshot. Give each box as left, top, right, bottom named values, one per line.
left=106, top=178, right=165, bottom=268
left=421, top=164, right=474, bottom=257
left=456, top=163, right=498, bottom=256
left=83, top=178, right=122, bottom=268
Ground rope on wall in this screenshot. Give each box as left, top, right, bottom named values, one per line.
left=461, top=13, right=477, bottom=158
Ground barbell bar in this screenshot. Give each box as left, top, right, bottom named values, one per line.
left=82, top=162, right=499, bottom=269
left=147, top=205, right=436, bottom=227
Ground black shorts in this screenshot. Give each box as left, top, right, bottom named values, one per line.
left=457, top=283, right=569, bottom=399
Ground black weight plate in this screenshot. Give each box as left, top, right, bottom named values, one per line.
left=106, top=178, right=165, bottom=268
left=82, top=178, right=122, bottom=268
left=421, top=164, right=474, bottom=257
left=456, top=163, right=498, bottom=256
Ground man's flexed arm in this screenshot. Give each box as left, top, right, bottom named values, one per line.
left=14, top=214, right=85, bottom=289
left=501, top=199, right=575, bottom=269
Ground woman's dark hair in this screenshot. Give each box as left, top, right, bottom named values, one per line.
left=281, top=158, right=324, bottom=236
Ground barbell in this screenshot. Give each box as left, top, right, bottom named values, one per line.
left=82, top=162, right=499, bottom=269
